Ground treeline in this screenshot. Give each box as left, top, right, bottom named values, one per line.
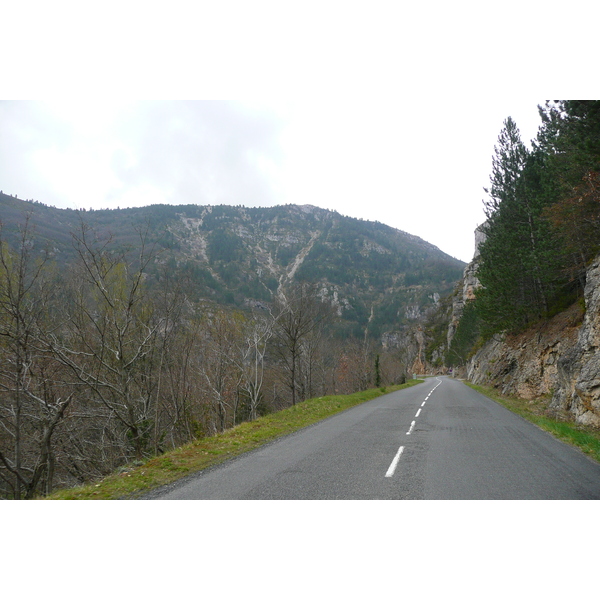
left=449, top=101, right=600, bottom=363
left=0, top=220, right=407, bottom=499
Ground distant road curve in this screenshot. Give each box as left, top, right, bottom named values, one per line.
left=145, top=377, right=600, bottom=500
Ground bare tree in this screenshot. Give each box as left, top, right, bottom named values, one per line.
left=236, top=311, right=273, bottom=421
left=157, top=309, right=208, bottom=445
left=48, top=222, right=164, bottom=462
left=147, top=263, right=193, bottom=453
left=272, top=283, right=333, bottom=405
left=196, top=309, right=243, bottom=433
left=0, top=219, right=72, bottom=498
left=333, top=337, right=372, bottom=394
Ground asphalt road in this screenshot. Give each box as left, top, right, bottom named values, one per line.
left=146, top=377, right=600, bottom=499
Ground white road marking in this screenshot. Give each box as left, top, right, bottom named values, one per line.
left=386, top=377, right=443, bottom=476
left=385, top=446, right=405, bottom=477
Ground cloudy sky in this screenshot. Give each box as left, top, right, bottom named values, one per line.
left=2, top=3, right=595, bottom=264
left=1, top=98, right=546, bottom=262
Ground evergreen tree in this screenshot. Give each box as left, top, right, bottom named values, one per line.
left=477, top=118, right=532, bottom=333
left=513, top=146, right=563, bottom=313
left=483, top=117, right=528, bottom=218
left=475, top=103, right=600, bottom=336
left=476, top=117, right=563, bottom=334
left=446, top=300, right=481, bottom=366
left=538, top=101, right=600, bottom=289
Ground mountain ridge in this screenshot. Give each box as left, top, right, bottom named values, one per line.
left=0, top=192, right=465, bottom=340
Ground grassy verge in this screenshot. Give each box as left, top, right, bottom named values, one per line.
left=465, top=381, right=600, bottom=464
left=45, top=380, right=423, bottom=500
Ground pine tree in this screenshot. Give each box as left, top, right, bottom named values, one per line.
left=477, top=118, right=532, bottom=333
left=483, top=117, right=529, bottom=218
left=538, top=101, right=600, bottom=289
left=476, top=116, right=563, bottom=334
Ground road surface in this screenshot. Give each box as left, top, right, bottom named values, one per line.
left=146, top=377, right=600, bottom=499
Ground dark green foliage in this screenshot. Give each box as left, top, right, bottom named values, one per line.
left=473, top=101, right=600, bottom=338
left=207, top=229, right=243, bottom=263
left=276, top=243, right=301, bottom=268
left=446, top=301, right=481, bottom=366
left=477, top=117, right=545, bottom=333
left=538, top=101, right=600, bottom=285
left=180, top=261, right=222, bottom=297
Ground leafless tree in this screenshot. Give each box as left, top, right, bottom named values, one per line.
left=236, top=311, right=273, bottom=421
left=47, top=222, right=165, bottom=461
left=196, top=309, right=243, bottom=433
left=272, top=283, right=334, bottom=405
left=333, top=337, right=373, bottom=394
left=0, top=218, right=72, bottom=498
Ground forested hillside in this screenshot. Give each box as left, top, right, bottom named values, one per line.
left=447, top=101, right=600, bottom=364
left=0, top=198, right=463, bottom=337
left=0, top=199, right=463, bottom=498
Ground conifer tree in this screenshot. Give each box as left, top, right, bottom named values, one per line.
left=538, top=101, right=600, bottom=288
left=477, top=118, right=531, bottom=333
left=476, top=117, right=562, bottom=334
left=483, top=117, right=528, bottom=219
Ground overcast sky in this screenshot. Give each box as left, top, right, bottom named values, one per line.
left=1, top=98, right=546, bottom=262
left=2, top=3, right=595, bottom=265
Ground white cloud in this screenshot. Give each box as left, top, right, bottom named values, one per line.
left=1, top=2, right=594, bottom=262
left=0, top=97, right=546, bottom=262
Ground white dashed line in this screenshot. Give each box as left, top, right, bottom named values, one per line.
left=385, top=446, right=405, bottom=478
left=386, top=378, right=443, bottom=477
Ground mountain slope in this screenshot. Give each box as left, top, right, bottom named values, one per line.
left=0, top=193, right=465, bottom=339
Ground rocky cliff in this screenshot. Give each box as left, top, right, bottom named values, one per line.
left=447, top=226, right=485, bottom=348
left=465, top=252, right=600, bottom=427
left=551, top=257, right=600, bottom=426
left=467, top=303, right=582, bottom=401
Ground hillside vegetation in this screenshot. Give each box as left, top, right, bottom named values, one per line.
left=0, top=198, right=463, bottom=338
left=0, top=199, right=462, bottom=498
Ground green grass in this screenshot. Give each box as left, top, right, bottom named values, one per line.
left=45, top=380, right=423, bottom=500
left=465, top=381, right=600, bottom=464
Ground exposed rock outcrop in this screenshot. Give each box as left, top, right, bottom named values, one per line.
left=551, top=257, right=600, bottom=426
left=467, top=303, right=582, bottom=401
left=447, top=225, right=485, bottom=349
left=465, top=253, right=600, bottom=427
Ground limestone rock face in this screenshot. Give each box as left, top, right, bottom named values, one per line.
left=464, top=254, right=600, bottom=427
left=551, top=258, right=600, bottom=426
left=467, top=303, right=581, bottom=400
left=447, top=225, right=484, bottom=349
left=449, top=224, right=600, bottom=427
